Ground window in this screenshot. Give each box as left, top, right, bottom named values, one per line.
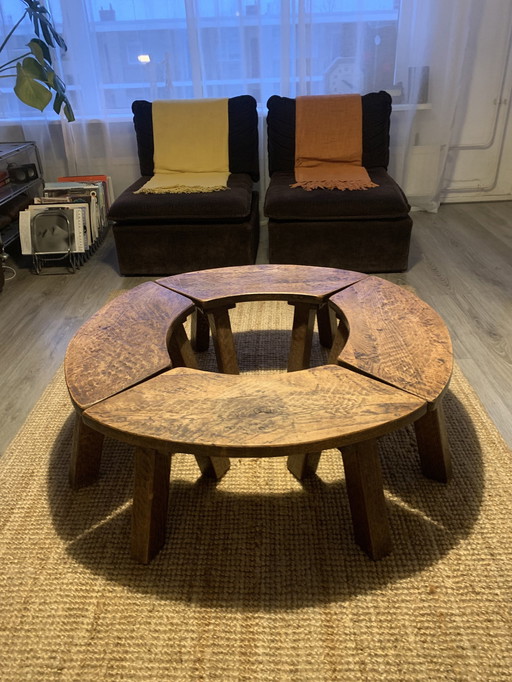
left=0, top=0, right=401, bottom=119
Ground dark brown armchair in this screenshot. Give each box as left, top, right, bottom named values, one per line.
left=264, top=91, right=413, bottom=272
left=108, top=95, right=260, bottom=275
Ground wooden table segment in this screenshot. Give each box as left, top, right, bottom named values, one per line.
left=83, top=366, right=427, bottom=458
left=84, top=365, right=427, bottom=562
left=65, top=282, right=195, bottom=412
left=64, top=265, right=454, bottom=564
left=65, top=282, right=201, bottom=488
left=156, top=264, right=367, bottom=307
left=327, top=276, right=453, bottom=482
left=328, top=277, right=453, bottom=406
left=157, top=264, right=368, bottom=373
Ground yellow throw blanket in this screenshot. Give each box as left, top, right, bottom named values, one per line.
left=291, top=94, right=378, bottom=191
left=136, top=98, right=230, bottom=194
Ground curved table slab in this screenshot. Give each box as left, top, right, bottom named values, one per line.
left=157, top=263, right=367, bottom=308
left=83, top=364, right=427, bottom=458
left=329, top=276, right=453, bottom=407
left=83, top=363, right=427, bottom=562
left=65, top=282, right=195, bottom=412
left=158, top=264, right=367, bottom=373
left=64, top=282, right=197, bottom=489
left=328, top=277, right=453, bottom=483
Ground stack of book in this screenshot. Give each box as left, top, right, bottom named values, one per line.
left=18, top=174, right=113, bottom=272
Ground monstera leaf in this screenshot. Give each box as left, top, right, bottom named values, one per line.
left=23, top=0, right=67, bottom=50
left=14, top=58, right=53, bottom=111
left=0, top=0, right=75, bottom=121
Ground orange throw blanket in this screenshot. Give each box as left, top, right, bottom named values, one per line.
left=292, top=94, right=378, bottom=191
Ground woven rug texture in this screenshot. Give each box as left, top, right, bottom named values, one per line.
left=0, top=299, right=511, bottom=681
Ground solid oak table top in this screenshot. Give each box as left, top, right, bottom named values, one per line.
left=64, top=282, right=194, bottom=412
left=329, top=276, right=453, bottom=407
left=157, top=263, right=367, bottom=309
left=83, top=365, right=427, bottom=458
left=66, top=265, right=453, bottom=457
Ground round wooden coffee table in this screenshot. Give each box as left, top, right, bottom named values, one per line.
left=65, top=265, right=453, bottom=564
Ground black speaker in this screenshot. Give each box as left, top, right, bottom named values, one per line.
left=8, top=163, right=38, bottom=183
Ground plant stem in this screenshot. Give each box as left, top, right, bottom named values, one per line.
left=0, top=53, right=32, bottom=71
left=0, top=10, right=29, bottom=54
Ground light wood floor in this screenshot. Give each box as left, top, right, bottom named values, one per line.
left=1, top=201, right=511, bottom=456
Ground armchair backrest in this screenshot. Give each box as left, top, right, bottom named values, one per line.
left=132, top=95, right=260, bottom=182
left=266, top=91, right=392, bottom=176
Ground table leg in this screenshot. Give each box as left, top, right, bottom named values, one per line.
left=131, top=447, right=171, bottom=564
left=69, top=412, right=104, bottom=489
left=287, top=451, right=321, bottom=480
left=288, top=302, right=317, bottom=372
left=194, top=455, right=231, bottom=480
left=327, top=313, right=350, bottom=364
left=167, top=321, right=199, bottom=369
left=316, top=303, right=337, bottom=349
left=414, top=401, right=452, bottom=482
left=286, top=303, right=325, bottom=477
left=191, top=308, right=210, bottom=352
left=340, top=439, right=392, bottom=560
left=207, top=305, right=240, bottom=375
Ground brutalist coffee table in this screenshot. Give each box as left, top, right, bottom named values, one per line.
left=65, top=265, right=452, bottom=563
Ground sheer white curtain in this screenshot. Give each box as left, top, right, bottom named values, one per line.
left=391, top=0, right=483, bottom=211
left=0, top=0, right=482, bottom=209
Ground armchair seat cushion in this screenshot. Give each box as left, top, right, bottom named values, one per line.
left=264, top=169, right=410, bottom=221
left=109, top=173, right=253, bottom=223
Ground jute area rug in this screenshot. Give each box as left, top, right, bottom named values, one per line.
left=0, top=299, right=511, bottom=681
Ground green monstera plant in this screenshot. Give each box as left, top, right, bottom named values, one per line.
left=0, top=0, right=75, bottom=121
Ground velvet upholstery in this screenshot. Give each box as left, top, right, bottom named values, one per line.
left=110, top=174, right=253, bottom=222
left=109, top=96, right=260, bottom=275
left=264, top=91, right=412, bottom=273
left=265, top=169, right=409, bottom=220
left=114, top=192, right=260, bottom=276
